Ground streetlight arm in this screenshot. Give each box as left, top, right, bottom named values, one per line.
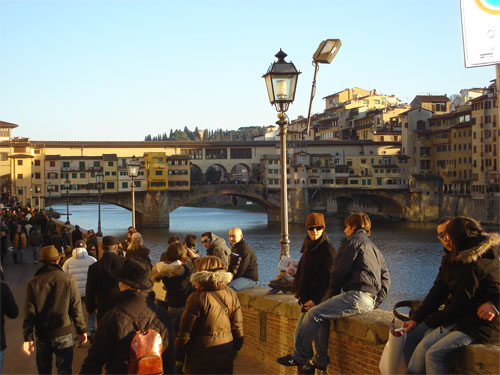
left=305, top=61, right=320, bottom=136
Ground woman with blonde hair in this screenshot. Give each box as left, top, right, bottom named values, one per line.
left=175, top=256, right=243, bottom=374
left=126, top=232, right=151, bottom=268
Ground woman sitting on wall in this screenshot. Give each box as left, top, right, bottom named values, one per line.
left=403, top=216, right=499, bottom=374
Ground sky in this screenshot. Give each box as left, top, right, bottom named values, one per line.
left=0, top=0, right=496, bottom=141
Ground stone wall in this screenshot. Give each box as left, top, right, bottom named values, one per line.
left=237, top=288, right=500, bottom=375
left=441, top=196, right=499, bottom=225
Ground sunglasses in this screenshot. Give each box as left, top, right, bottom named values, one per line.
left=201, top=239, right=210, bottom=244
left=307, top=226, right=324, bottom=231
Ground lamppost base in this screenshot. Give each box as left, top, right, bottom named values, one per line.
left=65, top=221, right=70, bottom=225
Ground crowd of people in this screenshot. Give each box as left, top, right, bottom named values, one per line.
left=1, top=195, right=498, bottom=375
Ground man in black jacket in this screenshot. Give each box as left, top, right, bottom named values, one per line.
left=85, top=236, right=124, bottom=323
left=22, top=245, right=87, bottom=374
left=278, top=212, right=390, bottom=373
left=80, top=257, right=176, bottom=374
left=227, top=227, right=258, bottom=291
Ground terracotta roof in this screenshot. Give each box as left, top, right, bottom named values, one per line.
left=0, top=121, right=19, bottom=128
left=412, top=95, right=450, bottom=102
left=167, top=155, right=191, bottom=160
left=102, top=154, right=118, bottom=161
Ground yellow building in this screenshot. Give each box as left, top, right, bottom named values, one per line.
left=144, top=152, right=168, bottom=190
left=429, top=109, right=472, bottom=195
left=167, top=155, right=190, bottom=190
left=470, top=89, right=499, bottom=197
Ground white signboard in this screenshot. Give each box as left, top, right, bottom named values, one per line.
left=460, top=0, right=500, bottom=67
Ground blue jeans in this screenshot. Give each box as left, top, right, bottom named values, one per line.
left=404, top=321, right=431, bottom=365
left=15, top=247, right=25, bottom=263
left=228, top=277, right=258, bottom=291
left=294, top=311, right=331, bottom=368
left=406, top=324, right=475, bottom=374
left=0, top=350, right=4, bottom=375
left=35, top=333, right=73, bottom=374
left=32, top=246, right=41, bottom=262
left=292, top=290, right=375, bottom=366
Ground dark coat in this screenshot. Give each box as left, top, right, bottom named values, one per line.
left=152, top=260, right=195, bottom=308
left=85, top=250, right=124, bottom=322
left=293, top=232, right=337, bottom=306
left=411, top=233, right=500, bottom=343
left=229, top=239, right=259, bottom=282
left=23, top=263, right=86, bottom=341
left=126, top=246, right=152, bottom=268
left=176, top=270, right=244, bottom=374
left=71, top=228, right=83, bottom=247
left=327, top=229, right=390, bottom=308
left=206, top=233, right=231, bottom=266
left=80, top=290, right=176, bottom=374
left=1, top=282, right=18, bottom=350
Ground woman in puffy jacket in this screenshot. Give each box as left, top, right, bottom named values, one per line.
left=404, top=216, right=499, bottom=374
left=176, top=256, right=243, bottom=374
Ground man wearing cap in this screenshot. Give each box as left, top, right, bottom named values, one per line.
left=85, top=236, right=125, bottom=323
left=81, top=257, right=176, bottom=374
left=22, top=245, right=87, bottom=374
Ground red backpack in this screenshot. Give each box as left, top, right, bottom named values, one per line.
left=117, top=309, right=164, bottom=375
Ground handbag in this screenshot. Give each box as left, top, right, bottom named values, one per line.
left=379, top=319, right=407, bottom=375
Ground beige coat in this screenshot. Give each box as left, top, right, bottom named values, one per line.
left=175, top=270, right=244, bottom=374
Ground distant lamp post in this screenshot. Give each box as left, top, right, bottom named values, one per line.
left=127, top=156, right=140, bottom=228
left=64, top=178, right=71, bottom=225
left=96, top=170, right=104, bottom=237
left=263, top=49, right=301, bottom=259
left=305, top=39, right=342, bottom=135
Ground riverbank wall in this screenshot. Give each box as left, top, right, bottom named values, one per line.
left=237, top=288, right=500, bottom=375
left=441, top=196, right=500, bottom=225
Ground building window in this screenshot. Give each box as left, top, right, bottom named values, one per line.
left=34, top=160, right=40, bottom=166
left=122, top=182, right=128, bottom=188
left=63, top=161, right=70, bottom=168
left=205, top=148, right=227, bottom=159
left=155, top=170, right=163, bottom=176
left=17, top=174, right=23, bottom=179
left=72, top=173, right=77, bottom=178
left=106, top=182, right=115, bottom=189
left=230, top=148, right=252, bottom=159
left=181, top=149, right=202, bottom=160
left=80, top=173, right=85, bottom=178
left=17, top=160, right=23, bottom=166
left=135, top=181, right=141, bottom=188
left=50, top=161, right=56, bottom=167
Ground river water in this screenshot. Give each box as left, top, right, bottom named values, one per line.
left=49, top=203, right=444, bottom=311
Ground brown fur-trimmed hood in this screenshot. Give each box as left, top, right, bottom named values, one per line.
left=455, top=233, right=500, bottom=264
left=150, top=263, right=184, bottom=282
left=190, top=270, right=233, bottom=290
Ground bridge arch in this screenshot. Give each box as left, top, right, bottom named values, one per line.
left=205, top=164, right=228, bottom=184
left=190, top=164, right=203, bottom=185
left=230, top=163, right=251, bottom=183
left=329, top=193, right=411, bottom=220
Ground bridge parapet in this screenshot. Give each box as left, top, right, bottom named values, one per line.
left=237, top=288, right=500, bottom=374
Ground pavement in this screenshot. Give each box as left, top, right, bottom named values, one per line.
left=1, top=255, right=273, bottom=374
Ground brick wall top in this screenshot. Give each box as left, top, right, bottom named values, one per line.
left=237, top=288, right=500, bottom=374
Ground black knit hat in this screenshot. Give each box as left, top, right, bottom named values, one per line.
left=102, top=236, right=118, bottom=247
left=113, top=257, right=153, bottom=290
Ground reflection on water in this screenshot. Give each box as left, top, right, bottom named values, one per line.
left=49, top=203, right=443, bottom=310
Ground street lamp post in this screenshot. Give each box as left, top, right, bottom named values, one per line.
left=263, top=49, right=301, bottom=259
left=305, top=39, right=342, bottom=135
left=64, top=178, right=71, bottom=225
left=96, top=170, right=104, bottom=237
left=127, top=156, right=140, bottom=229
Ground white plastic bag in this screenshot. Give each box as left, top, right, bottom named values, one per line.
left=379, top=320, right=407, bottom=375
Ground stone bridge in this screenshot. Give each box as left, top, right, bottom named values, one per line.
left=46, top=184, right=437, bottom=228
